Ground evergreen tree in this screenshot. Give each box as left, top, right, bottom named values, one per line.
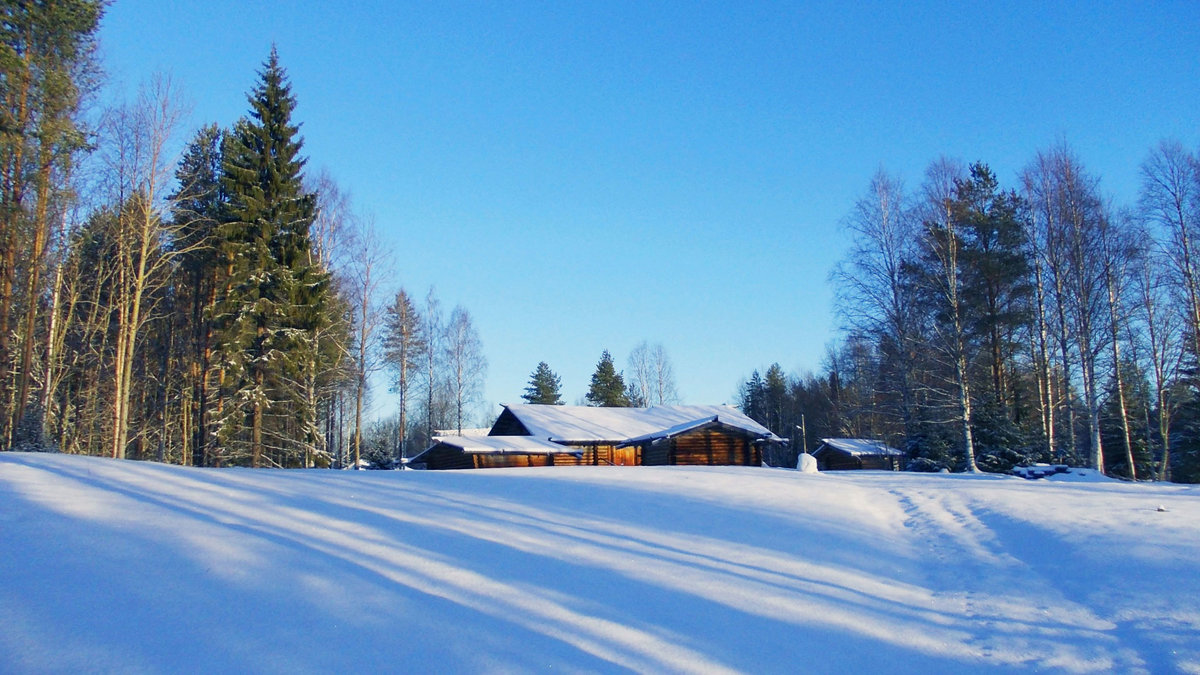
left=0, top=0, right=103, bottom=449
left=763, top=363, right=789, bottom=434
left=214, top=49, right=331, bottom=467
left=739, top=370, right=764, bottom=423
left=523, top=362, right=563, bottom=405
left=956, top=163, right=1032, bottom=406
left=586, top=350, right=629, bottom=407
left=171, top=124, right=227, bottom=466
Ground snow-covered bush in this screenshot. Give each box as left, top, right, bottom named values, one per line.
left=906, top=457, right=947, bottom=472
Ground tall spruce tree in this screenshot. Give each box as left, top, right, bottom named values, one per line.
left=523, top=362, right=563, bottom=405
left=586, top=350, right=629, bottom=407
left=214, top=49, right=330, bottom=467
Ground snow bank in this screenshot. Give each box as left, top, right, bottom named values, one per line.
left=2, top=453, right=1198, bottom=673
left=796, top=452, right=818, bottom=473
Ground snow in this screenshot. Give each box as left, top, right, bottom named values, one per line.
left=817, top=438, right=906, bottom=456
left=3, top=453, right=1199, bottom=673
left=797, top=452, right=819, bottom=473
left=426, top=435, right=575, bottom=455
left=502, top=403, right=782, bottom=444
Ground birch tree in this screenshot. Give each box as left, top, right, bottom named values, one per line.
left=833, top=169, right=922, bottom=440
left=1139, top=141, right=1200, bottom=362
left=443, top=305, right=486, bottom=434
left=915, top=158, right=979, bottom=472
left=627, top=341, right=679, bottom=406
left=100, top=76, right=186, bottom=460
left=347, top=216, right=388, bottom=468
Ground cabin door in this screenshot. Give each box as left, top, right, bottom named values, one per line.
left=612, top=446, right=637, bottom=466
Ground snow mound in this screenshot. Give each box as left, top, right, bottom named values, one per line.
left=1043, top=467, right=1118, bottom=483
left=796, top=452, right=818, bottom=473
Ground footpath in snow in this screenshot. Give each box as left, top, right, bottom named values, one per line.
left=2, top=453, right=1198, bottom=673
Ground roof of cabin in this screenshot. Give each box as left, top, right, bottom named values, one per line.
left=496, top=404, right=783, bottom=444
left=434, top=427, right=491, bottom=438
left=814, top=438, right=905, bottom=457
left=425, top=435, right=578, bottom=455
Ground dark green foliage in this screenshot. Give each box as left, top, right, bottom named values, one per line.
left=739, top=364, right=788, bottom=435
left=1171, top=389, right=1200, bottom=483
left=213, top=49, right=332, bottom=467
left=523, top=362, right=563, bottom=405
left=972, top=399, right=1038, bottom=472
left=738, top=366, right=848, bottom=467
left=0, top=0, right=104, bottom=450
left=1099, top=364, right=1154, bottom=480
left=171, top=124, right=227, bottom=466
left=586, top=350, right=629, bottom=407
left=955, top=164, right=1033, bottom=405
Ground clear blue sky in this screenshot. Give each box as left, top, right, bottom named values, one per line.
left=99, top=1, right=1199, bottom=419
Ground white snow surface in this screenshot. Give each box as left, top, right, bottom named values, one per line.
left=427, top=435, right=575, bottom=455
left=797, top=452, right=819, bottom=473
left=3, top=453, right=1199, bottom=674
left=501, top=403, right=782, bottom=443
left=818, top=438, right=906, bottom=456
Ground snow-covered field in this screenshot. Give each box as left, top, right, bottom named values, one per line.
left=2, top=453, right=1199, bottom=674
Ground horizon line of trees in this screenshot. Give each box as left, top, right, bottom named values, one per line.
left=737, top=144, right=1200, bottom=483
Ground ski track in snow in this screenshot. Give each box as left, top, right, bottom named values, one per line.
left=2, top=453, right=1199, bottom=674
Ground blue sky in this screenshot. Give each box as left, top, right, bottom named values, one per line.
left=98, top=1, right=1200, bottom=418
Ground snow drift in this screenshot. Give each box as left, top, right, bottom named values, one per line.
left=2, top=453, right=1198, bottom=673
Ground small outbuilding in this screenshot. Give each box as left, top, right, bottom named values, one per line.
left=811, top=438, right=905, bottom=471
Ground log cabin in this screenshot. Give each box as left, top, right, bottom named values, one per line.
left=811, top=438, right=905, bottom=471
left=411, top=403, right=784, bottom=470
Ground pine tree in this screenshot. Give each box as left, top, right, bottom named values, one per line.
left=523, top=362, right=563, bottom=405
left=586, top=350, right=629, bottom=407
left=739, top=370, right=764, bottom=423
left=0, top=0, right=103, bottom=449
left=383, top=287, right=425, bottom=460
left=171, top=124, right=226, bottom=466
left=214, top=48, right=330, bottom=467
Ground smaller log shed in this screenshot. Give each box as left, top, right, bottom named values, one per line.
left=812, top=438, right=905, bottom=471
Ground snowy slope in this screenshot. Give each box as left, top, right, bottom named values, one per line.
left=2, top=453, right=1198, bottom=674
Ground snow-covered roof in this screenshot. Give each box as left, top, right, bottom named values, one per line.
left=498, top=404, right=783, bottom=444
left=434, top=427, right=491, bottom=437
left=815, top=438, right=905, bottom=457
left=429, top=435, right=578, bottom=455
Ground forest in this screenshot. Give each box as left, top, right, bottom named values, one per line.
left=4, top=4, right=1200, bottom=482
left=0, top=4, right=487, bottom=469
left=737, top=152, right=1200, bottom=483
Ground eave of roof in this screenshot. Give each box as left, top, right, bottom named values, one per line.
left=423, top=435, right=576, bottom=456
left=498, top=404, right=784, bottom=444
left=815, top=438, right=905, bottom=457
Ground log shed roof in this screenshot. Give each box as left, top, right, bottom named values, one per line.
left=495, top=403, right=782, bottom=445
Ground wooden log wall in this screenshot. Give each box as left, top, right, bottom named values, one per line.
left=666, top=429, right=760, bottom=466
left=818, top=453, right=901, bottom=471
left=548, top=444, right=639, bottom=466
left=474, top=454, right=552, bottom=469
left=418, top=443, right=476, bottom=470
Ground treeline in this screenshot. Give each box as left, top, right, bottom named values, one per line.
left=740, top=146, right=1200, bottom=482
left=0, top=6, right=488, bottom=468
